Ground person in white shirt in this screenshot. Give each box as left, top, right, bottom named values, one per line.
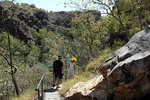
left=68, top=57, right=77, bottom=77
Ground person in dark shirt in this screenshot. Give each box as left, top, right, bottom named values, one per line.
left=53, top=55, right=64, bottom=88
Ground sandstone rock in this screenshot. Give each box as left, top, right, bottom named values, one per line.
left=100, top=29, right=150, bottom=79
left=64, top=75, right=105, bottom=100
left=108, top=51, right=150, bottom=100
left=100, top=29, right=150, bottom=100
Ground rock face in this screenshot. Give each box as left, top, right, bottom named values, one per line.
left=0, top=3, right=33, bottom=42
left=3, top=19, right=33, bottom=42
left=64, top=29, right=150, bottom=100
left=0, top=2, right=49, bottom=42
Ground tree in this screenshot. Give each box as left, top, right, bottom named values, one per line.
left=0, top=32, right=19, bottom=96
left=79, top=0, right=150, bottom=45
left=0, top=0, right=20, bottom=96
left=71, top=12, right=102, bottom=59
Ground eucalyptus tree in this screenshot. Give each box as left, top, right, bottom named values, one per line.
left=0, top=0, right=20, bottom=96
left=80, top=0, right=150, bottom=45
left=0, top=32, right=25, bottom=97
left=71, top=12, right=102, bottom=59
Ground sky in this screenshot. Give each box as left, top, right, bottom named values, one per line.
left=16, top=0, right=83, bottom=12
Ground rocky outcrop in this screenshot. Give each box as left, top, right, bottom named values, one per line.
left=0, top=3, right=33, bottom=42
left=17, top=10, right=49, bottom=31
left=0, top=2, right=49, bottom=41
left=64, top=29, right=150, bottom=100
left=65, top=75, right=104, bottom=100
left=100, top=29, right=150, bottom=79
left=3, top=19, right=33, bottom=42
left=107, top=51, right=150, bottom=100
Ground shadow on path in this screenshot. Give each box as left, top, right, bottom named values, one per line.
left=43, top=87, right=61, bottom=100
left=44, top=87, right=57, bottom=92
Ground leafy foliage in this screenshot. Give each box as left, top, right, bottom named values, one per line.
left=71, top=12, right=102, bottom=59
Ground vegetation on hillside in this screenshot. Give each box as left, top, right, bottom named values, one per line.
left=0, top=0, right=149, bottom=99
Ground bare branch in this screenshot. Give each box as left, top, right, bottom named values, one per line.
left=0, top=53, right=11, bottom=66
left=12, top=65, right=17, bottom=74
left=90, top=0, right=126, bottom=29
left=92, top=0, right=113, bottom=13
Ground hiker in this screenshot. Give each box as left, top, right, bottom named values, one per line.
left=53, top=55, right=64, bottom=88
left=68, top=57, right=77, bottom=77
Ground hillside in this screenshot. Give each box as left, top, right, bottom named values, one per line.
left=0, top=1, right=101, bottom=42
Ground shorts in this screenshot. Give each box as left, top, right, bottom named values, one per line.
left=54, top=73, right=63, bottom=79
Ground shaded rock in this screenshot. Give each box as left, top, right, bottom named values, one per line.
left=17, top=12, right=29, bottom=22
left=17, top=10, right=49, bottom=31
left=108, top=51, right=150, bottom=100
left=35, top=10, right=48, bottom=20
left=4, top=19, right=33, bottom=42
left=0, top=3, right=33, bottom=42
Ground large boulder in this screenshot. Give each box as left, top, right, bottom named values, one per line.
left=64, top=29, right=150, bottom=100
left=107, top=51, right=150, bottom=100
left=64, top=75, right=106, bottom=100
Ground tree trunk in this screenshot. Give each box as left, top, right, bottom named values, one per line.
left=11, top=73, right=19, bottom=96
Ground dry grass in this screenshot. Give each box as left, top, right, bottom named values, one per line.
left=60, top=72, right=92, bottom=94
left=10, top=89, right=36, bottom=100
left=86, top=48, right=115, bottom=71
